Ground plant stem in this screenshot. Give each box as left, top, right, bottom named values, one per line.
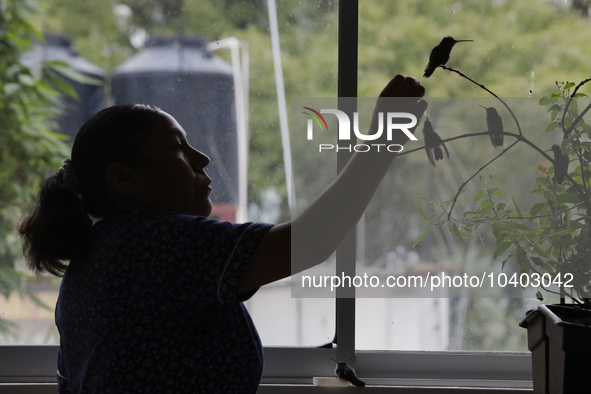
left=441, top=66, right=522, bottom=136
left=506, top=136, right=591, bottom=211
left=398, top=132, right=490, bottom=156
left=564, top=101, right=591, bottom=137
left=561, top=77, right=591, bottom=135
left=575, top=145, right=589, bottom=203
left=447, top=140, right=519, bottom=219
left=400, top=131, right=552, bottom=163
left=400, top=128, right=591, bottom=215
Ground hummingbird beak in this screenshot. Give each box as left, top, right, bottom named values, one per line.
left=455, top=39, right=473, bottom=42
left=478, top=105, right=487, bottom=110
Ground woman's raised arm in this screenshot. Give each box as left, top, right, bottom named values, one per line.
left=238, top=75, right=427, bottom=295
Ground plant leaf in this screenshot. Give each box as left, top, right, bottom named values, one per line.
left=450, top=224, right=469, bottom=247
left=539, top=96, right=555, bottom=105
left=493, top=242, right=511, bottom=259
left=474, top=190, right=484, bottom=201
left=529, top=202, right=546, bottom=216
left=413, top=226, right=433, bottom=248
left=46, top=64, right=103, bottom=85
left=492, top=220, right=533, bottom=232
left=418, top=198, right=428, bottom=221
left=545, top=122, right=558, bottom=133
left=556, top=193, right=580, bottom=204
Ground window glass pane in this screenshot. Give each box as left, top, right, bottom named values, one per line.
left=245, top=0, right=338, bottom=346
left=1, top=0, right=336, bottom=347
left=356, top=0, right=590, bottom=351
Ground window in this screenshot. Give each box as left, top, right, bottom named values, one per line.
left=3, top=0, right=590, bottom=391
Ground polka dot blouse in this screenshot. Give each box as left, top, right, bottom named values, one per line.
left=55, top=212, right=274, bottom=393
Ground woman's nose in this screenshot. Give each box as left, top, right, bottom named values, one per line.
left=191, top=148, right=210, bottom=171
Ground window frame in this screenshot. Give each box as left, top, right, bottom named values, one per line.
left=0, top=346, right=533, bottom=388
left=0, top=0, right=534, bottom=390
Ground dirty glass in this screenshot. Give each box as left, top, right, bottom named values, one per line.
left=355, top=0, right=590, bottom=351
left=1, top=0, right=337, bottom=347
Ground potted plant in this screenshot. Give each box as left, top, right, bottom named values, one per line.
left=411, top=59, right=591, bottom=393
left=515, top=93, right=591, bottom=391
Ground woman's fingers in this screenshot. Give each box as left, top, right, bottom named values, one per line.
left=380, top=74, right=406, bottom=97
left=380, top=75, right=424, bottom=98
left=376, top=75, right=426, bottom=117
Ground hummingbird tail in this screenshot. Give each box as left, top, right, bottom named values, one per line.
left=434, top=147, right=444, bottom=161
left=555, top=166, right=567, bottom=184
left=426, top=147, right=437, bottom=167
left=494, top=134, right=503, bottom=148
left=490, top=133, right=503, bottom=148
left=423, top=64, right=435, bottom=78
left=348, top=376, right=366, bottom=387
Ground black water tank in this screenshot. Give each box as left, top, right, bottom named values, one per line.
left=110, top=36, right=238, bottom=213
left=21, top=34, right=105, bottom=139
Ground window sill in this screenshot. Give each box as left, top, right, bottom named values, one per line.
left=0, top=383, right=533, bottom=394
left=262, top=378, right=532, bottom=389
left=259, top=385, right=532, bottom=393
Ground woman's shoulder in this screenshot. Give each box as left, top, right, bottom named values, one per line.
left=95, top=211, right=212, bottom=230
left=93, top=211, right=268, bottom=241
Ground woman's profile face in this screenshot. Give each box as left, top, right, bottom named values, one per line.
left=132, top=111, right=213, bottom=217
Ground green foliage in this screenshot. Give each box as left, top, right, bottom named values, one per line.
left=0, top=0, right=72, bottom=337
left=416, top=77, right=591, bottom=306
left=32, top=0, right=591, bottom=227
left=357, top=0, right=591, bottom=98
left=35, top=0, right=339, bottom=222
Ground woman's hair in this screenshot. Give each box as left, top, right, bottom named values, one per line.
left=19, top=104, right=161, bottom=276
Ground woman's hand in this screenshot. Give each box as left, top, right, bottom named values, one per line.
left=379, top=74, right=425, bottom=98
left=239, top=75, right=427, bottom=296
left=371, top=75, right=428, bottom=147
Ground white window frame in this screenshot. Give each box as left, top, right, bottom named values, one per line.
left=0, top=1, right=534, bottom=391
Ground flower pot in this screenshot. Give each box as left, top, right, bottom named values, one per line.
left=520, top=304, right=591, bottom=394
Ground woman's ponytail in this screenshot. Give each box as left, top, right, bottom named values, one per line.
left=19, top=104, right=161, bottom=276
left=19, top=164, right=93, bottom=276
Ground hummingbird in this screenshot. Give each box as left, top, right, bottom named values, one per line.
left=549, top=144, right=569, bottom=184
left=480, top=105, right=504, bottom=148
left=331, top=358, right=366, bottom=387
left=423, top=36, right=473, bottom=78
left=422, top=114, right=449, bottom=167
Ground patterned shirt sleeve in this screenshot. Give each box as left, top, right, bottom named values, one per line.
left=56, top=212, right=275, bottom=394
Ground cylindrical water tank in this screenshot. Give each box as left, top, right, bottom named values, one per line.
left=110, top=36, right=238, bottom=221
left=21, top=33, right=105, bottom=139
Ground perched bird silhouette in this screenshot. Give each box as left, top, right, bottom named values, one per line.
left=331, top=358, right=366, bottom=387
left=480, top=105, right=504, bottom=148
left=549, top=144, right=569, bottom=184
left=422, top=115, right=449, bottom=167
left=424, top=36, right=473, bottom=78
